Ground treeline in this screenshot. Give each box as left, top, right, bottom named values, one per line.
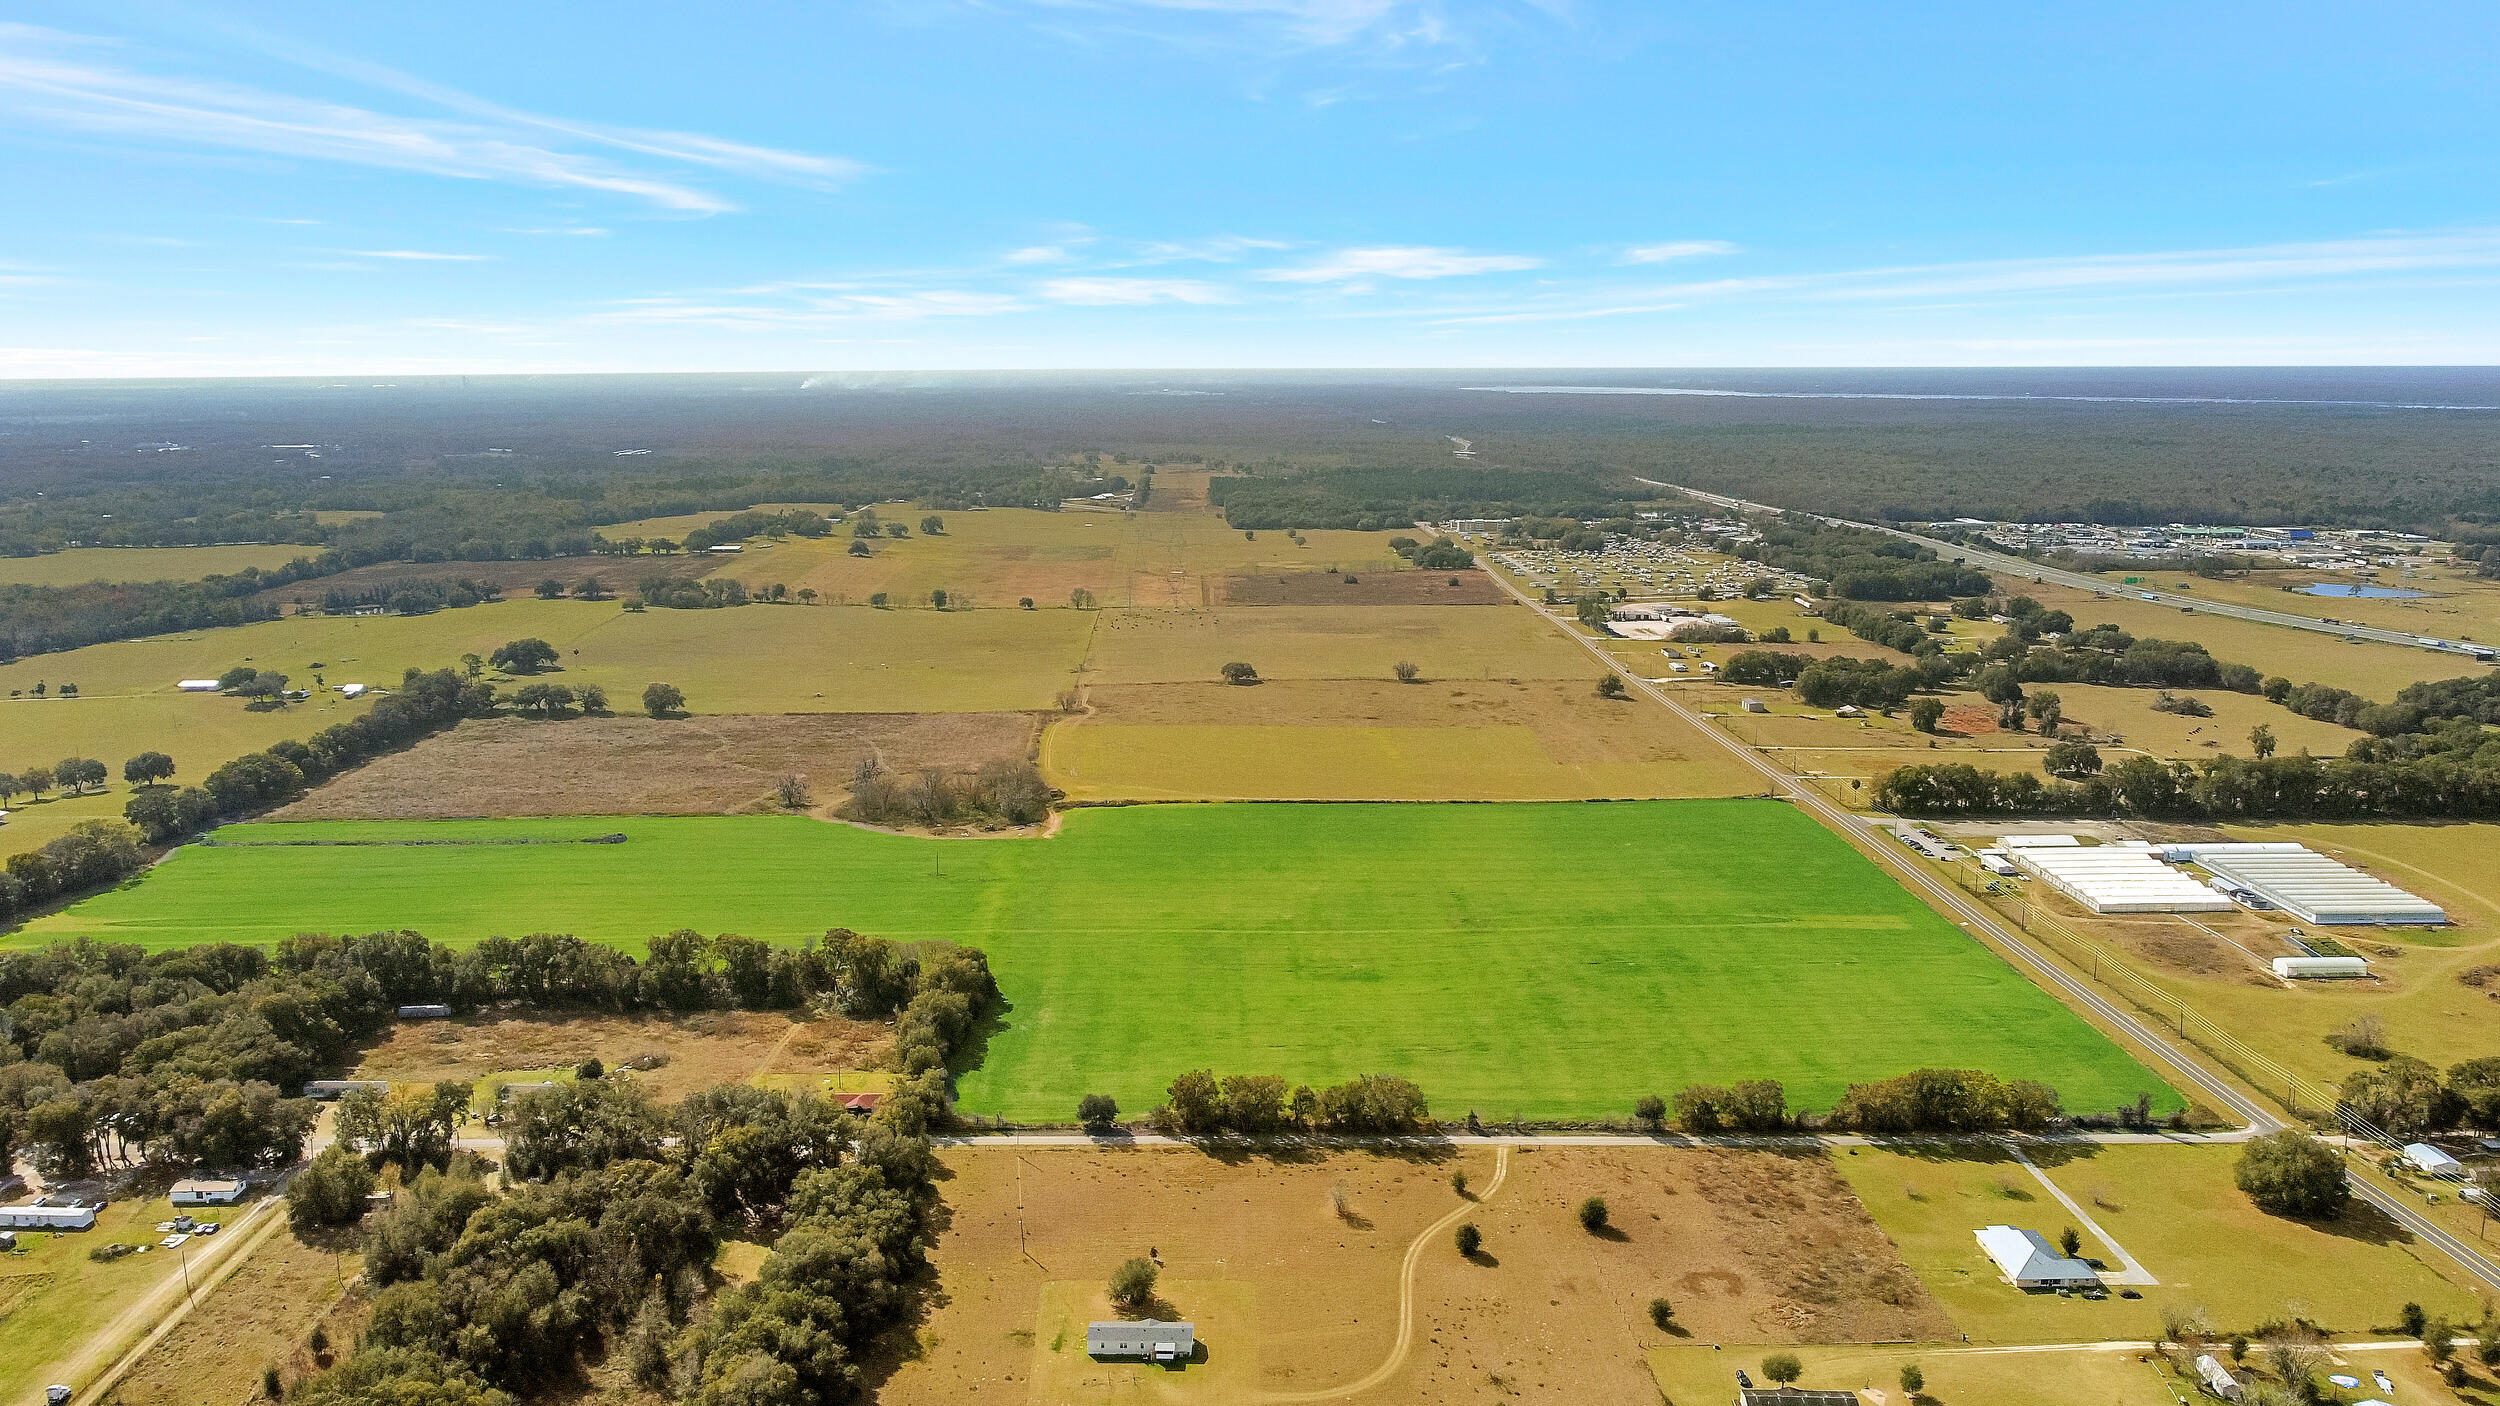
left=680, top=507, right=832, bottom=552
left=1142, top=1070, right=1432, bottom=1136
left=1737, top=520, right=1991, bottom=601
left=845, top=757, right=1052, bottom=828
left=2340, top=1055, right=2500, bottom=1139
left=1650, top=1069, right=2068, bottom=1134
left=637, top=575, right=750, bottom=609
left=1210, top=466, right=1644, bottom=531
left=319, top=576, right=505, bottom=615
left=1389, top=534, right=1476, bottom=570
left=1881, top=661, right=2500, bottom=820
left=1723, top=650, right=1944, bottom=712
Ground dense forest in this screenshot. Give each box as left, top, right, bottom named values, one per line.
left=1208, top=465, right=1646, bottom=530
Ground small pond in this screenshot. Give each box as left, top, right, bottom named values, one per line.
left=2298, top=582, right=2424, bottom=599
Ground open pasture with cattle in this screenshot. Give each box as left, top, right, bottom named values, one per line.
left=22, top=800, right=2173, bottom=1122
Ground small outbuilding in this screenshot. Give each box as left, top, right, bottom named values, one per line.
left=2272, top=956, right=2368, bottom=980
left=303, top=1080, right=389, bottom=1100
left=2402, top=1142, right=2465, bottom=1177
left=2194, top=1353, right=2244, bottom=1401
left=1740, top=697, right=1768, bottom=714
left=1975, top=1224, right=2100, bottom=1290
left=397, top=1004, right=452, bottom=1020
left=171, top=1178, right=247, bottom=1207
left=336, top=683, right=368, bottom=699
left=1088, top=1319, right=1195, bottom=1363
left=177, top=679, right=220, bottom=692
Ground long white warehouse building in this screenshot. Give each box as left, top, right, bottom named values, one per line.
left=2004, top=841, right=2233, bottom=914
left=2176, top=844, right=2448, bottom=926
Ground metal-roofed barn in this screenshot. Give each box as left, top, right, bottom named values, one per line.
left=1735, top=1388, right=1858, bottom=1406
left=2173, top=844, right=2446, bottom=926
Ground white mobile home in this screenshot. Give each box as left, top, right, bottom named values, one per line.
left=171, top=1178, right=247, bottom=1207
left=0, top=1203, right=99, bottom=1231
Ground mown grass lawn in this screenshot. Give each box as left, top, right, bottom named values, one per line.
left=1833, top=1142, right=2484, bottom=1343
left=22, top=801, right=2176, bottom=1122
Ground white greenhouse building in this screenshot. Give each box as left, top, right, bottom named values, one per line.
left=2170, top=844, right=2447, bottom=926
left=2005, top=842, right=2232, bottom=914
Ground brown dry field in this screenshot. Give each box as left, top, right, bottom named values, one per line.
left=274, top=712, right=1042, bottom=820
left=353, top=1009, right=889, bottom=1102
left=1142, top=469, right=1216, bottom=513
left=1218, top=571, right=1508, bottom=606
left=104, top=1233, right=369, bottom=1406
left=871, top=1146, right=1943, bottom=1406
left=248, top=552, right=717, bottom=608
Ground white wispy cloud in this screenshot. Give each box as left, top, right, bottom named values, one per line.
left=1007, top=244, right=1077, bottom=264
left=508, top=226, right=611, bottom=238
left=1129, top=233, right=1293, bottom=264
left=1001, top=0, right=1456, bottom=51
left=0, top=23, right=859, bottom=215
left=1811, top=230, right=2500, bottom=301
left=1039, top=276, right=1233, bottom=304
left=1620, top=239, right=1735, bottom=264
left=1262, top=244, right=1542, bottom=281
left=349, top=249, right=491, bottom=261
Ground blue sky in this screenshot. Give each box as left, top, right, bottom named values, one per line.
left=2, top=1, right=2495, bottom=375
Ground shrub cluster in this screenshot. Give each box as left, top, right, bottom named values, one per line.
left=1149, top=1069, right=1431, bottom=1136
left=845, top=755, right=1051, bottom=828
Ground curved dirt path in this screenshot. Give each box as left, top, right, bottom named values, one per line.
left=1258, top=1144, right=1510, bottom=1404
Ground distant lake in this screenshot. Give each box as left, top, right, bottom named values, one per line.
left=2299, top=583, right=2424, bottom=599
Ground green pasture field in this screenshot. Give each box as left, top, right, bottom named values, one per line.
left=0, top=543, right=315, bottom=586
left=1834, top=1142, right=2482, bottom=1343
left=21, top=801, right=2175, bottom=1122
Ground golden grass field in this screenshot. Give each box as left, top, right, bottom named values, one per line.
left=1083, top=603, right=1591, bottom=685
left=0, top=543, right=317, bottom=586
left=706, top=504, right=1413, bottom=613
left=1043, top=678, right=1761, bottom=800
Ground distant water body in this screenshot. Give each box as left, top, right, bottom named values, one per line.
left=1466, top=384, right=2500, bottom=411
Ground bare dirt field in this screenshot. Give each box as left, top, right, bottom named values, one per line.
left=276, top=712, right=1042, bottom=820
left=1219, top=571, right=1507, bottom=606
left=353, top=1009, right=889, bottom=1102
left=870, top=1145, right=1943, bottom=1406
left=248, top=552, right=718, bottom=608
left=1141, top=469, right=1216, bottom=513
